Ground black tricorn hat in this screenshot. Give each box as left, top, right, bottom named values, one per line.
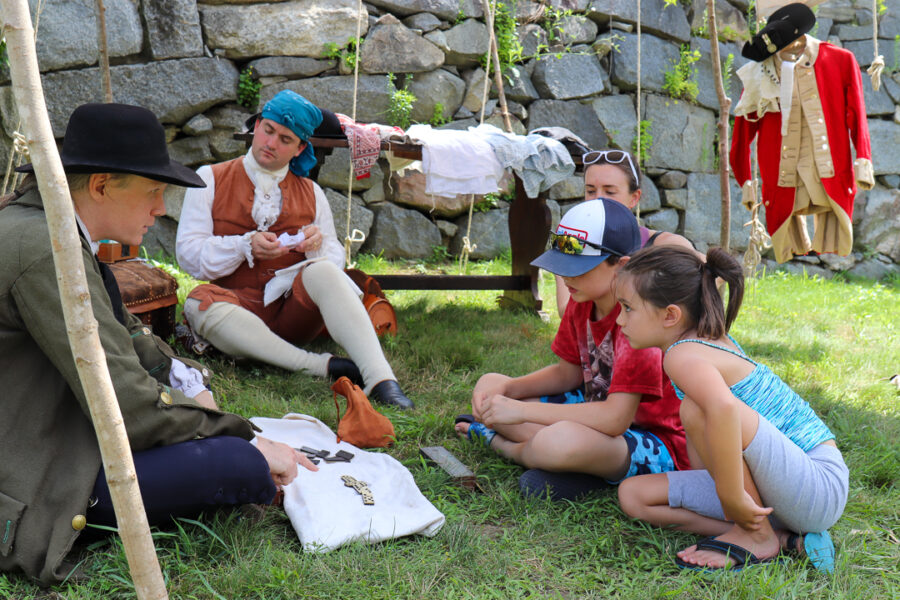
left=17, top=103, right=205, bottom=188
left=742, top=3, right=816, bottom=62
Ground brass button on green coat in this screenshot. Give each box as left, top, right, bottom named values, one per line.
left=71, top=515, right=86, bottom=531
left=160, top=391, right=173, bottom=405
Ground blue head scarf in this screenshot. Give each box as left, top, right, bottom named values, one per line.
left=259, top=90, right=323, bottom=177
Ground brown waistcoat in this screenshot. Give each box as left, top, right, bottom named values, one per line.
left=210, top=157, right=317, bottom=290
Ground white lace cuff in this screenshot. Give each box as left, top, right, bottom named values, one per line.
left=169, top=359, right=208, bottom=400
left=240, top=231, right=256, bottom=268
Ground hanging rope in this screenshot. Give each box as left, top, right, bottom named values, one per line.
left=2, top=0, right=45, bottom=196
left=342, top=0, right=366, bottom=268
left=457, top=0, right=502, bottom=274
left=635, top=0, right=641, bottom=222
left=742, top=7, right=771, bottom=278
left=741, top=181, right=771, bottom=278
left=868, top=0, right=885, bottom=90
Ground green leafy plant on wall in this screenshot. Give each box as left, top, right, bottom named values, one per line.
left=663, top=44, right=701, bottom=102
left=485, top=1, right=524, bottom=73
left=632, top=120, right=653, bottom=164
left=429, top=102, right=450, bottom=127
left=387, top=73, right=417, bottom=129
left=542, top=7, right=575, bottom=45
left=237, top=66, right=262, bottom=109
left=722, top=52, right=735, bottom=97
left=322, top=37, right=360, bottom=71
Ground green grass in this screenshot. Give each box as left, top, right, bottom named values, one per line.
left=3, top=257, right=898, bottom=599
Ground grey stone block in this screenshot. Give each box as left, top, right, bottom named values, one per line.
left=143, top=0, right=204, bottom=60
left=610, top=33, right=682, bottom=95
left=658, top=170, right=688, bottom=189
left=450, top=208, right=511, bottom=259
left=586, top=0, right=691, bottom=44
left=592, top=94, right=637, bottom=152
left=167, top=136, right=213, bottom=167
left=642, top=208, right=679, bottom=233
left=532, top=53, right=606, bottom=100
left=854, top=185, right=900, bottom=262
left=200, top=1, right=368, bottom=60
left=684, top=172, right=750, bottom=250
left=868, top=119, right=900, bottom=176
left=363, top=202, right=441, bottom=259
left=661, top=188, right=688, bottom=210
left=408, top=69, right=466, bottom=123
left=247, top=57, right=337, bottom=79
left=0, top=57, right=240, bottom=138
left=30, top=0, right=142, bottom=72
left=641, top=94, right=717, bottom=173
left=527, top=100, right=609, bottom=150
left=261, top=76, right=393, bottom=125
left=325, top=188, right=374, bottom=256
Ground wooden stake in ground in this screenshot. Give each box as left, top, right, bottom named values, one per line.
left=706, top=0, right=733, bottom=251
left=0, top=1, right=167, bottom=598
left=95, top=0, right=113, bottom=102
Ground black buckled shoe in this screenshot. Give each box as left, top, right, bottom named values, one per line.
left=369, top=380, right=414, bottom=409
left=326, top=356, right=364, bottom=387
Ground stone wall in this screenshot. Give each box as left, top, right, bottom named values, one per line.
left=1, top=0, right=898, bottom=279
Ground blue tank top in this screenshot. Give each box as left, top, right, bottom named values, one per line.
left=665, top=337, right=834, bottom=452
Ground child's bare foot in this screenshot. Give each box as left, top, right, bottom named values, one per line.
left=677, top=524, right=781, bottom=569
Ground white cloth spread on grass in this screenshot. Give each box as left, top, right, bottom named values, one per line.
left=470, top=124, right=575, bottom=199
left=406, top=124, right=504, bottom=197
left=250, top=415, right=445, bottom=551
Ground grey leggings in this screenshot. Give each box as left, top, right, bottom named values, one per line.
left=666, top=415, right=849, bottom=533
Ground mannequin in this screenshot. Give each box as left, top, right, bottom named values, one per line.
left=731, top=4, right=874, bottom=262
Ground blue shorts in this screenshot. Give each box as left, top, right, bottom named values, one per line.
left=612, top=428, right=676, bottom=484
left=541, top=391, right=676, bottom=484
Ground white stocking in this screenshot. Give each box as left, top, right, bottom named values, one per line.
left=301, top=261, right=395, bottom=393
left=183, top=298, right=331, bottom=376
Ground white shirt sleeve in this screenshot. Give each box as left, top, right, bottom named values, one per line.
left=175, top=165, right=255, bottom=281
left=168, top=359, right=209, bottom=400
left=308, top=182, right=346, bottom=268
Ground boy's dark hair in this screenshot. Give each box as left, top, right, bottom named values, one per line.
left=621, top=246, right=744, bottom=339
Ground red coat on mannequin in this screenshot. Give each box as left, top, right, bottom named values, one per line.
left=731, top=40, right=874, bottom=260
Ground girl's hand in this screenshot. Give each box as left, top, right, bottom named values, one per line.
left=724, top=491, right=773, bottom=531
left=480, top=395, right=526, bottom=428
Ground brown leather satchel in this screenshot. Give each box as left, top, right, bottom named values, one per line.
left=108, top=260, right=178, bottom=339
left=345, top=268, right=398, bottom=337
left=332, top=376, right=395, bottom=448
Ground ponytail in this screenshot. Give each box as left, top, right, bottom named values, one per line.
left=621, top=246, right=744, bottom=338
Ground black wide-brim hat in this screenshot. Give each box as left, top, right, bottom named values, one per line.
left=742, top=3, right=816, bottom=62
left=17, top=103, right=205, bottom=188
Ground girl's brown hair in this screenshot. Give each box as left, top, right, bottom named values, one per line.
left=621, top=246, right=744, bottom=339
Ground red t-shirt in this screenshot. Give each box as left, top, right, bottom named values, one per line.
left=551, top=299, right=689, bottom=470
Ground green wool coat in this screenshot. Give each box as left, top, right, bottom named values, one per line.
left=0, top=188, right=256, bottom=585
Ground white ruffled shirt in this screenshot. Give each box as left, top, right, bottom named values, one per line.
left=176, top=150, right=344, bottom=282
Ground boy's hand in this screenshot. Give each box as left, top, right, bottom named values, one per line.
left=480, top=395, right=526, bottom=427
left=472, top=375, right=509, bottom=421
left=723, top=491, right=773, bottom=531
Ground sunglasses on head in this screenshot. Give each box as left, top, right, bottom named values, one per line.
left=582, top=150, right=639, bottom=187
left=549, top=232, right=621, bottom=257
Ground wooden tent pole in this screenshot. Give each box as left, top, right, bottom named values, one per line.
left=95, top=0, right=113, bottom=102
left=482, top=0, right=513, bottom=133
left=706, top=0, right=732, bottom=251
left=0, top=1, right=166, bottom=597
